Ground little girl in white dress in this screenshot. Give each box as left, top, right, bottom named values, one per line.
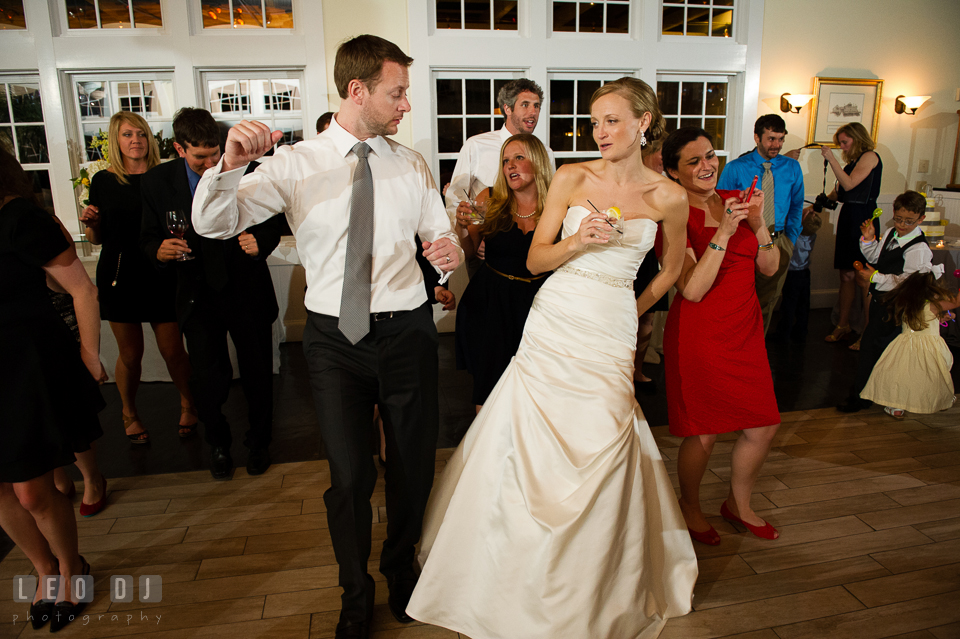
left=861, top=269, right=958, bottom=418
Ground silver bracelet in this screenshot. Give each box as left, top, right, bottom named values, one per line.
left=708, top=242, right=725, bottom=252
left=758, top=241, right=775, bottom=250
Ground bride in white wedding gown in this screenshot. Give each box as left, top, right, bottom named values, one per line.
left=406, top=78, right=697, bottom=639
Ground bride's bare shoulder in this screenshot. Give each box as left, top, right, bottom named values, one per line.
left=645, top=174, right=688, bottom=217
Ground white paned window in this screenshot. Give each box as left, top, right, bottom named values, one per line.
left=202, top=70, right=304, bottom=146
left=0, top=0, right=27, bottom=29
left=72, top=74, right=176, bottom=161
left=661, top=0, right=733, bottom=38
left=657, top=74, right=730, bottom=168
left=201, top=0, right=293, bottom=29
left=552, top=1, right=628, bottom=34
left=435, top=0, right=518, bottom=30
left=434, top=72, right=518, bottom=187
left=0, top=76, right=54, bottom=212
left=547, top=73, right=620, bottom=167
left=63, top=0, right=163, bottom=29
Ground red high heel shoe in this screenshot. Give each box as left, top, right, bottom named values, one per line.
left=687, top=525, right=721, bottom=546
left=79, top=476, right=107, bottom=518
left=720, top=501, right=778, bottom=540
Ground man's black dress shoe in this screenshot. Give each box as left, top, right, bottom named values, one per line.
left=387, top=576, right=417, bottom=624
left=246, top=448, right=271, bottom=476
left=210, top=447, right=233, bottom=481
left=837, top=397, right=872, bottom=413
left=334, top=620, right=369, bottom=639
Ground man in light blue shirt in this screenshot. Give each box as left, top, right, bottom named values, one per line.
left=718, top=114, right=804, bottom=333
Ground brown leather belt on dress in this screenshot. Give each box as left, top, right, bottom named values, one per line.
left=485, top=263, right=548, bottom=283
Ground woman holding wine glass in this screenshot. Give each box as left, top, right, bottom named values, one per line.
left=453, top=134, right=553, bottom=411
left=80, top=112, right=197, bottom=443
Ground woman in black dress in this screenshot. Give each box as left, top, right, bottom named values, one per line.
left=819, top=122, right=882, bottom=346
left=454, top=134, right=553, bottom=410
left=634, top=138, right=668, bottom=391
left=0, top=148, right=104, bottom=631
left=80, top=112, right=196, bottom=443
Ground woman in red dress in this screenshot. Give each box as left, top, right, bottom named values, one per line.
left=658, top=127, right=781, bottom=545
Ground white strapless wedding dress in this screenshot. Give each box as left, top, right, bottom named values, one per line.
left=407, top=206, right=697, bottom=639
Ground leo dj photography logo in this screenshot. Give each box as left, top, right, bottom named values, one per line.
left=12, top=575, right=163, bottom=626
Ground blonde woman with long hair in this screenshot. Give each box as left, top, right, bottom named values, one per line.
left=818, top=121, right=883, bottom=348
left=453, top=133, right=553, bottom=411
left=80, top=112, right=197, bottom=443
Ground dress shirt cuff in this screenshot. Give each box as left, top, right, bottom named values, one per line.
left=207, top=162, right=248, bottom=192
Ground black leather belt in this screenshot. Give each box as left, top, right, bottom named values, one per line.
left=769, top=230, right=782, bottom=240
left=372, top=310, right=411, bottom=322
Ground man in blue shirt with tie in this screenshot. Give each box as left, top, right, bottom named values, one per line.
left=718, top=114, right=804, bottom=334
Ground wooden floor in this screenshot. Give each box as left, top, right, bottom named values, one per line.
left=2, top=404, right=960, bottom=639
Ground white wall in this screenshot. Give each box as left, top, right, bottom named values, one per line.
left=758, top=0, right=960, bottom=306
left=321, top=0, right=412, bottom=146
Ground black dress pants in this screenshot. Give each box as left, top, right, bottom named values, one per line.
left=302, top=303, right=439, bottom=624
left=852, top=295, right=901, bottom=397
left=775, top=269, right=811, bottom=340
left=181, top=291, right=274, bottom=451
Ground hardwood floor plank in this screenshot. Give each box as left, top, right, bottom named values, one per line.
left=148, top=614, right=312, bottom=638
left=884, top=481, right=960, bottom=507
left=773, top=590, right=960, bottom=639
left=870, top=538, right=960, bottom=574
left=659, top=586, right=864, bottom=639
left=196, top=544, right=338, bottom=580
left=694, top=555, right=756, bottom=584
left=777, top=459, right=929, bottom=489
left=858, top=498, right=960, bottom=530
left=110, top=501, right=304, bottom=533
left=909, top=465, right=960, bottom=485
left=767, top=475, right=925, bottom=508
left=855, top=440, right=960, bottom=464
left=930, top=622, right=960, bottom=638
left=109, top=565, right=339, bottom=612
left=755, top=493, right=902, bottom=527
left=79, top=538, right=247, bottom=571
left=912, top=516, right=960, bottom=542
left=181, top=513, right=328, bottom=544
left=165, top=485, right=325, bottom=514
left=693, top=556, right=888, bottom=610
left=844, top=563, right=960, bottom=608
left=40, top=596, right=267, bottom=637
left=739, top=527, right=933, bottom=574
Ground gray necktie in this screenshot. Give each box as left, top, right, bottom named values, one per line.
left=761, top=161, right=776, bottom=228
left=339, top=141, right=374, bottom=344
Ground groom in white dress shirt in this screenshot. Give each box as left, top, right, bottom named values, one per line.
left=191, top=35, right=462, bottom=639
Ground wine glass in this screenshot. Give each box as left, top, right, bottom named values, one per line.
left=165, top=210, right=194, bottom=261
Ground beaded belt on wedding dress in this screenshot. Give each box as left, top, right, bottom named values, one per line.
left=556, top=264, right=633, bottom=289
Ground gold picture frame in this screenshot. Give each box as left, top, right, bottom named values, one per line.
left=806, top=77, right=883, bottom=147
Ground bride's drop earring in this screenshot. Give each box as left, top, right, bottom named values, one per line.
left=640, top=129, right=647, bottom=147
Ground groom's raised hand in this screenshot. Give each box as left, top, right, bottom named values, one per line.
left=223, top=120, right=284, bottom=172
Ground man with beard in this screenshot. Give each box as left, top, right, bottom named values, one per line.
left=718, top=113, right=804, bottom=333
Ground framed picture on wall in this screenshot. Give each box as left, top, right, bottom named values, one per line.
left=806, top=77, right=883, bottom=147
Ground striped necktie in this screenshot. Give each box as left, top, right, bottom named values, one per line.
left=338, top=141, right=374, bottom=345
left=761, top=161, right=776, bottom=228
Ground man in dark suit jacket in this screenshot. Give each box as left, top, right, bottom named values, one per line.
left=141, top=107, right=284, bottom=479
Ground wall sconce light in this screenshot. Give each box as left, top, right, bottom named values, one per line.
left=779, top=93, right=814, bottom=114
left=894, top=95, right=930, bottom=115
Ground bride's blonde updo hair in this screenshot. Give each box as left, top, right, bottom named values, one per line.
left=589, top=77, right=666, bottom=142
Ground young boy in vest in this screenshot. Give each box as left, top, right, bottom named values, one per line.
left=837, top=190, right=934, bottom=412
